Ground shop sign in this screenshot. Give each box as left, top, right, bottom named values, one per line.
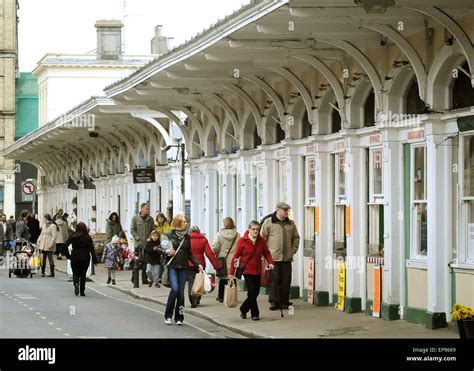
left=337, top=261, right=345, bottom=311
left=345, top=206, right=351, bottom=237
left=307, top=258, right=315, bottom=304
left=369, top=134, right=381, bottom=144
left=373, top=264, right=381, bottom=318
left=407, top=129, right=425, bottom=141
left=132, top=168, right=156, bottom=184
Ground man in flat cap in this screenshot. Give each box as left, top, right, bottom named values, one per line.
left=261, top=202, right=300, bottom=310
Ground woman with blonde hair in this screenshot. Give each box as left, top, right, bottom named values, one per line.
left=155, top=212, right=171, bottom=282
left=212, top=217, right=240, bottom=302
left=162, top=214, right=202, bottom=325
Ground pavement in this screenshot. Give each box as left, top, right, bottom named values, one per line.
left=0, top=267, right=245, bottom=339
left=49, top=259, right=458, bottom=339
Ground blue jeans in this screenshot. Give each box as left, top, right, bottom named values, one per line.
left=165, top=267, right=188, bottom=322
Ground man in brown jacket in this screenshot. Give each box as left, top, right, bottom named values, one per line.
left=261, top=202, right=300, bottom=310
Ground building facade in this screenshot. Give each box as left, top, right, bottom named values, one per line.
left=5, top=0, right=474, bottom=330
left=0, top=0, right=17, bottom=216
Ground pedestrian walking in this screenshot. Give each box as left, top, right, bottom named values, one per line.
left=130, top=203, right=155, bottom=285
left=7, top=215, right=16, bottom=240
left=37, top=214, right=58, bottom=277
left=260, top=202, right=300, bottom=311
left=187, top=226, right=220, bottom=308
left=144, top=230, right=162, bottom=288
left=15, top=210, right=31, bottom=241
left=229, top=220, right=274, bottom=321
left=102, top=235, right=121, bottom=285
left=0, top=214, right=11, bottom=255
left=211, top=217, right=240, bottom=303
left=163, top=214, right=202, bottom=325
left=106, top=212, right=123, bottom=243
left=155, top=212, right=171, bottom=282
left=55, top=213, right=69, bottom=260
left=65, top=222, right=98, bottom=296
left=27, top=213, right=41, bottom=245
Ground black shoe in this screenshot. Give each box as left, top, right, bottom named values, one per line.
left=154, top=283, right=160, bottom=288
left=57, top=256, right=62, bottom=260
left=112, top=280, right=116, bottom=285
left=285, top=302, right=293, bottom=306
left=74, top=283, right=79, bottom=296
left=269, top=305, right=281, bottom=311
left=142, top=281, right=149, bottom=285
left=106, top=277, right=111, bottom=284
left=148, top=282, right=153, bottom=287
left=41, top=273, right=45, bottom=277
left=252, top=316, right=260, bottom=321
left=280, top=304, right=289, bottom=310
left=80, top=293, right=86, bottom=297
left=191, top=304, right=197, bottom=308
left=240, top=312, right=247, bottom=319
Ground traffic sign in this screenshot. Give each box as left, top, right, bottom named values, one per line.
left=22, top=181, right=36, bottom=195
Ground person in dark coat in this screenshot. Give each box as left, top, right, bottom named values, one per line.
left=64, top=222, right=98, bottom=296
left=230, top=220, right=274, bottom=321
left=162, top=214, right=202, bottom=325
left=144, top=230, right=162, bottom=288
left=27, top=213, right=41, bottom=244
left=7, top=215, right=16, bottom=240
left=187, top=226, right=221, bottom=308
left=15, top=210, right=30, bottom=241
left=105, top=212, right=123, bottom=243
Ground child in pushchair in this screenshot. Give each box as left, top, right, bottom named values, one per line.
left=8, top=239, right=39, bottom=278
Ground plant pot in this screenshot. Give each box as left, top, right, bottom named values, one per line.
left=456, top=320, right=467, bottom=339
left=464, top=320, right=474, bottom=339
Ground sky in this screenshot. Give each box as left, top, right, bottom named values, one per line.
left=17, top=0, right=251, bottom=72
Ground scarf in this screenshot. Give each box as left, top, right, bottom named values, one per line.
left=248, top=233, right=257, bottom=245
left=175, top=229, right=187, bottom=239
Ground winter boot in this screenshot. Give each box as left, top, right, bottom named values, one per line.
left=48, top=266, right=55, bottom=277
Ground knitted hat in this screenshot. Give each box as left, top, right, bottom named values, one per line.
left=111, top=235, right=120, bottom=244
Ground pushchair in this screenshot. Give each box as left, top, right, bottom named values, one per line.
left=8, top=239, right=39, bottom=278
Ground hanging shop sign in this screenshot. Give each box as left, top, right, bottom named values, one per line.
left=307, top=258, right=315, bottom=304
left=337, top=261, right=345, bottom=311
left=314, top=206, right=319, bottom=235
left=373, top=264, right=381, bottom=318
left=345, top=206, right=351, bottom=237
left=133, top=168, right=156, bottom=184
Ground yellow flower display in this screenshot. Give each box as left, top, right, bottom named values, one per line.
left=451, top=304, right=474, bottom=321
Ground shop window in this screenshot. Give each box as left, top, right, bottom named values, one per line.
left=334, top=205, right=347, bottom=256
left=368, top=204, right=384, bottom=257
left=461, top=135, right=474, bottom=264
left=278, top=160, right=288, bottom=202
left=369, top=149, right=383, bottom=198
left=257, top=165, right=264, bottom=219
left=411, top=145, right=427, bottom=258
left=335, top=153, right=346, bottom=200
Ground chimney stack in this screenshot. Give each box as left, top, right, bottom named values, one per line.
left=95, top=20, right=124, bottom=60
left=151, top=25, right=172, bottom=56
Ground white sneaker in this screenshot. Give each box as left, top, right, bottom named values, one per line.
left=175, top=321, right=183, bottom=326
left=164, top=318, right=172, bottom=325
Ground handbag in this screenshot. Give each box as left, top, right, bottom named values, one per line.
left=191, top=271, right=205, bottom=296
left=224, top=279, right=238, bottom=308
left=161, top=237, right=186, bottom=288
left=235, top=246, right=257, bottom=279
left=216, top=234, right=238, bottom=278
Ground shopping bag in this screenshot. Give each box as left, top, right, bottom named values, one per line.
left=224, top=280, right=238, bottom=308
left=191, top=271, right=205, bottom=296
left=162, top=265, right=170, bottom=288
left=204, top=273, right=215, bottom=293
left=28, top=256, right=41, bottom=269
left=261, top=260, right=270, bottom=287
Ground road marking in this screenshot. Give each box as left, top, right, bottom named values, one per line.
left=14, top=294, right=39, bottom=300
left=35, top=312, right=41, bottom=315
left=29, top=308, right=34, bottom=310
left=86, top=286, right=217, bottom=338
left=63, top=333, right=70, bottom=337
left=41, top=316, right=47, bottom=320
left=18, top=301, right=23, bottom=304
left=48, top=322, right=54, bottom=325
left=56, top=328, right=62, bottom=331
left=23, top=304, right=28, bottom=307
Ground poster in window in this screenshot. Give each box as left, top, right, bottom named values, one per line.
left=337, top=261, right=345, bottom=311
left=373, top=264, right=381, bottom=318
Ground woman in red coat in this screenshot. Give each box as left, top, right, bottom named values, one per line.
left=230, top=220, right=274, bottom=321
left=187, top=226, right=221, bottom=308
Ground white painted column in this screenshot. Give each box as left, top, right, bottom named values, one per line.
left=260, top=147, right=275, bottom=217
left=286, top=143, right=305, bottom=294
left=204, top=165, right=218, bottom=241
left=345, top=135, right=367, bottom=311
left=239, top=152, right=256, bottom=232
left=315, top=145, right=334, bottom=301
left=190, top=163, right=203, bottom=231
left=426, top=121, right=451, bottom=324
left=381, top=130, right=403, bottom=309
